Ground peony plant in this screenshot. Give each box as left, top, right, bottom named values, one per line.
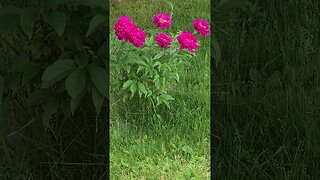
left=110, top=12, right=210, bottom=110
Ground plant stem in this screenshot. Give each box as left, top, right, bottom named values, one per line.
left=150, top=99, right=158, bottom=115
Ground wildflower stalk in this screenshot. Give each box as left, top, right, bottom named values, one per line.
left=163, top=0, right=174, bottom=19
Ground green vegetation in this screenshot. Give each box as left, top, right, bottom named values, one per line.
left=0, top=0, right=107, bottom=179
left=110, top=0, right=210, bottom=179
left=213, top=0, right=320, bottom=179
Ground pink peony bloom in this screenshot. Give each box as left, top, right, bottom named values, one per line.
left=154, top=32, right=173, bottom=49
left=153, top=12, right=171, bottom=30
left=129, top=28, right=147, bottom=47
left=192, top=18, right=211, bottom=37
left=177, top=31, right=199, bottom=53
left=114, top=16, right=146, bottom=48
left=114, top=16, right=137, bottom=41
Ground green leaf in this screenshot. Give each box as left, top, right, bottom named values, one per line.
left=70, top=96, right=81, bottom=115
left=156, top=114, right=163, bottom=121
left=65, top=69, right=86, bottom=98
left=42, top=98, right=59, bottom=125
left=145, top=36, right=154, bottom=47
left=43, top=11, right=66, bottom=36
left=75, top=51, right=89, bottom=67
left=92, top=87, right=104, bottom=116
left=138, top=82, right=148, bottom=95
left=153, top=51, right=165, bottom=60
left=174, top=73, right=180, bottom=82
left=156, top=96, right=161, bottom=105
left=163, top=99, right=170, bottom=109
left=123, top=53, right=147, bottom=66
left=137, top=66, right=145, bottom=73
left=20, top=7, right=39, bottom=38
left=124, top=65, right=131, bottom=73
left=160, top=94, right=175, bottom=101
left=9, top=61, right=40, bottom=86
left=138, top=90, right=142, bottom=98
left=22, top=67, right=40, bottom=86
left=42, top=59, right=76, bottom=87
left=123, top=80, right=134, bottom=89
left=147, top=90, right=152, bottom=97
left=153, top=61, right=162, bottom=68
left=86, top=14, right=107, bottom=37
left=87, top=64, right=107, bottom=98
left=124, top=59, right=147, bottom=66
left=0, top=76, right=4, bottom=105
left=129, top=83, right=137, bottom=97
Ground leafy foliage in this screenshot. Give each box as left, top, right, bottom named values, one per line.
left=0, top=0, right=107, bottom=121
left=0, top=1, right=108, bottom=177
left=110, top=30, right=192, bottom=110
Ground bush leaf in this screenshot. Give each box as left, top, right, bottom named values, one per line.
left=42, top=59, right=76, bottom=87
left=123, top=80, right=134, bottom=89
left=70, top=96, right=81, bottom=115
left=65, top=69, right=86, bottom=98
left=129, top=83, right=137, bottom=97
left=43, top=11, right=66, bottom=36
left=92, top=87, right=104, bottom=116
left=160, top=94, right=175, bottom=101
left=20, top=7, right=39, bottom=38
left=138, top=82, right=148, bottom=95
left=153, top=51, right=165, bottom=60
left=86, top=14, right=107, bottom=37
left=22, top=66, right=40, bottom=86
left=87, top=64, right=107, bottom=98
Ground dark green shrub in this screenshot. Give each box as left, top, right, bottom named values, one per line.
left=0, top=0, right=108, bottom=178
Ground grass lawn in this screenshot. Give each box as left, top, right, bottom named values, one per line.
left=110, top=0, right=210, bottom=179
left=213, top=0, right=320, bottom=179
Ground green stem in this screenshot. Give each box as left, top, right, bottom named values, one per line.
left=150, top=99, right=158, bottom=116
left=163, top=0, right=174, bottom=19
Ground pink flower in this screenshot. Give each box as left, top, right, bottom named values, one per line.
left=114, top=16, right=146, bottom=48
left=177, top=31, right=199, bottom=53
left=129, top=29, right=146, bottom=47
left=154, top=32, right=173, bottom=49
left=192, top=18, right=211, bottom=37
left=114, top=16, right=137, bottom=41
left=153, top=12, right=171, bottom=30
